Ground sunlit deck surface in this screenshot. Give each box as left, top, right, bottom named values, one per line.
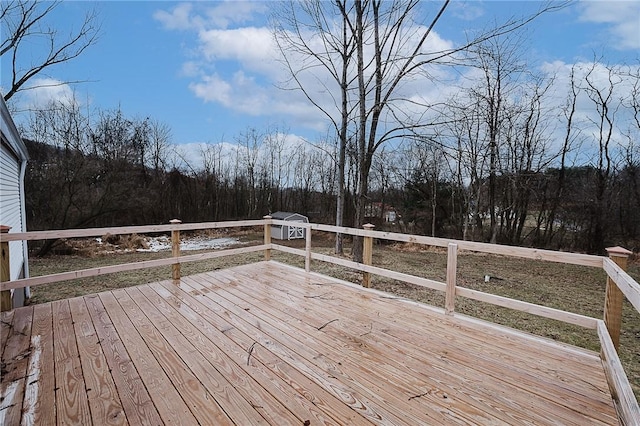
left=1, top=261, right=619, bottom=425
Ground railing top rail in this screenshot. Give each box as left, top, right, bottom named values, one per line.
left=603, top=258, right=640, bottom=315
left=1, top=218, right=606, bottom=268
left=0, top=219, right=265, bottom=242
left=271, top=219, right=604, bottom=268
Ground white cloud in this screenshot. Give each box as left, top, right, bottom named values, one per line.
left=180, top=61, right=202, bottom=78
left=153, top=1, right=267, bottom=31
left=153, top=3, right=200, bottom=31
left=189, top=74, right=233, bottom=105
left=197, top=26, right=277, bottom=74
left=579, top=1, right=640, bottom=50
left=538, top=60, right=640, bottom=163
left=156, top=2, right=469, bottom=137
left=21, top=78, right=77, bottom=110
left=450, top=1, right=485, bottom=21
left=169, top=132, right=329, bottom=177
left=204, top=1, right=267, bottom=29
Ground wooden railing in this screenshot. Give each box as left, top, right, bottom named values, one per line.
left=0, top=218, right=639, bottom=423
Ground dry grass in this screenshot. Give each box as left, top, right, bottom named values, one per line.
left=26, top=231, right=640, bottom=399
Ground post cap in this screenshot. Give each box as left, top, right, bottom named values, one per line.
left=0, top=225, right=11, bottom=233
left=263, top=215, right=272, bottom=219
left=363, top=223, right=375, bottom=230
left=169, top=219, right=182, bottom=224
left=605, top=246, right=632, bottom=257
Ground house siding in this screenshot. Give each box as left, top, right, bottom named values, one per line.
left=0, top=142, right=27, bottom=281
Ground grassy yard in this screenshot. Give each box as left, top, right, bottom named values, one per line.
left=25, top=230, right=640, bottom=399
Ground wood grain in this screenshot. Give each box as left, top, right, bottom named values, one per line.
left=98, top=291, right=198, bottom=425
left=0, top=309, right=14, bottom=358
left=52, top=300, right=92, bottom=425
left=151, top=280, right=350, bottom=426
left=119, top=287, right=246, bottom=425
left=0, top=262, right=623, bottom=425
left=603, top=257, right=640, bottom=314
left=176, top=276, right=373, bottom=425
left=220, top=264, right=617, bottom=425
left=598, top=320, right=640, bottom=425
left=69, top=297, right=127, bottom=425
left=0, top=305, right=32, bottom=425
left=84, top=294, right=163, bottom=426
left=21, top=303, right=55, bottom=426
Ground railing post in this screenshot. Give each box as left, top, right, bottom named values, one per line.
left=445, top=243, right=458, bottom=315
left=604, top=246, right=632, bottom=351
left=305, top=225, right=312, bottom=272
left=263, top=215, right=272, bottom=261
left=362, top=224, right=375, bottom=288
left=170, top=219, right=182, bottom=283
left=1, top=225, right=11, bottom=311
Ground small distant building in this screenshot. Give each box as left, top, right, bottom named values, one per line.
left=270, top=212, right=308, bottom=240
left=0, top=97, right=30, bottom=307
left=365, top=202, right=398, bottom=223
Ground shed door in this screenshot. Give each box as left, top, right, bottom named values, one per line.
left=288, top=220, right=304, bottom=239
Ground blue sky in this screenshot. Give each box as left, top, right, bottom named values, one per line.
left=3, top=1, right=640, bottom=153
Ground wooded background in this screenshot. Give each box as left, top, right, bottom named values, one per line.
left=6, top=1, right=639, bottom=256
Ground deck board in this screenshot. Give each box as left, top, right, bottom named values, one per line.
left=0, top=261, right=621, bottom=425
left=84, top=294, right=163, bottom=426
left=22, top=303, right=55, bottom=426
left=255, top=265, right=616, bottom=421
left=1, top=305, right=32, bottom=426
left=52, top=299, right=92, bottom=425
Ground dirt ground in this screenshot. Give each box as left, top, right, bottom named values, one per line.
left=25, top=229, right=640, bottom=398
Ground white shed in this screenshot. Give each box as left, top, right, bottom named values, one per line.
left=0, top=97, right=30, bottom=307
left=270, top=212, right=308, bottom=240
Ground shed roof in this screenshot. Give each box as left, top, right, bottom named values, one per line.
left=270, top=211, right=307, bottom=220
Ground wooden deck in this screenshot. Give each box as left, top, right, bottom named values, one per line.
left=1, top=261, right=619, bottom=425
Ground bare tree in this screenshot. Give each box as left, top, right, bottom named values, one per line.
left=1, top=0, right=99, bottom=101
left=274, top=0, right=356, bottom=254
left=583, top=61, right=623, bottom=252
left=537, top=65, right=581, bottom=246
left=147, top=119, right=172, bottom=176
left=349, top=0, right=563, bottom=260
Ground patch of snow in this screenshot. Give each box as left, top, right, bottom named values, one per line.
left=137, top=236, right=243, bottom=252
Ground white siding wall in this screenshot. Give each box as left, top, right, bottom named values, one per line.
left=0, top=142, right=26, bottom=281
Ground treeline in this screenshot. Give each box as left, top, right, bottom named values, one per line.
left=23, top=98, right=640, bottom=256
left=23, top=56, right=640, bottom=256
left=393, top=165, right=640, bottom=253
left=23, top=105, right=340, bottom=238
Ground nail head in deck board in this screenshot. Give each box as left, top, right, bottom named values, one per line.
left=98, top=291, right=198, bottom=425
left=52, top=300, right=92, bottom=425
left=84, top=294, right=163, bottom=425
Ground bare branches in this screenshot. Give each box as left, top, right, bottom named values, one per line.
left=1, top=0, right=100, bottom=101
